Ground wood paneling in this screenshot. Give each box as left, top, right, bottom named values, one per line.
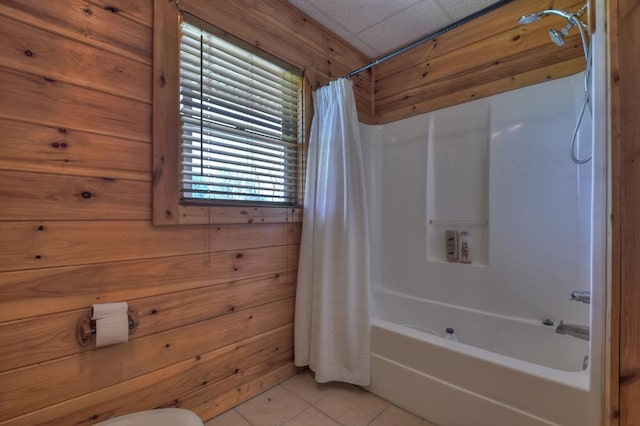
left=2, top=329, right=294, bottom=425
left=7, top=332, right=294, bottom=425
left=0, top=14, right=151, bottom=103
left=174, top=355, right=297, bottom=419
left=0, top=274, right=295, bottom=372
left=0, top=171, right=150, bottom=221
left=0, top=0, right=152, bottom=64
left=374, top=0, right=580, bottom=80
left=372, top=0, right=586, bottom=123
left=151, top=0, right=181, bottom=225
left=210, top=206, right=290, bottom=225
left=209, top=223, right=287, bottom=251
left=86, top=0, right=153, bottom=28
left=377, top=56, right=585, bottom=124
left=0, top=0, right=623, bottom=424
left=0, top=68, right=151, bottom=142
left=0, top=118, right=150, bottom=181
left=0, top=298, right=293, bottom=421
left=0, top=221, right=207, bottom=271
left=0, top=221, right=293, bottom=272
left=208, top=246, right=291, bottom=284
left=0, top=0, right=305, bottom=423
left=0, top=254, right=295, bottom=322
left=374, top=19, right=579, bottom=101
left=607, top=0, right=621, bottom=423
left=374, top=32, right=583, bottom=109
left=615, top=0, right=640, bottom=424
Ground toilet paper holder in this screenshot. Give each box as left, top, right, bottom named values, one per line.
left=76, top=307, right=139, bottom=347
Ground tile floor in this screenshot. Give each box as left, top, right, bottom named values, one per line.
left=205, top=371, right=434, bottom=426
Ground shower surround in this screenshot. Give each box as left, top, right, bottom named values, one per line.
left=361, top=73, right=603, bottom=425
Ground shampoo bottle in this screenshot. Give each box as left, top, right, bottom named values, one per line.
left=459, top=230, right=472, bottom=264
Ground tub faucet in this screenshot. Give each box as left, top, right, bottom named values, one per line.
left=555, top=321, right=590, bottom=341
left=570, top=290, right=590, bottom=304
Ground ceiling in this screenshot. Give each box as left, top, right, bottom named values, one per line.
left=286, top=0, right=501, bottom=58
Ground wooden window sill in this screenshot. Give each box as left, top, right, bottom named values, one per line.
left=175, top=205, right=303, bottom=225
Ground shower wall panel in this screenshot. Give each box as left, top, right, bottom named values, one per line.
left=377, top=73, right=592, bottom=324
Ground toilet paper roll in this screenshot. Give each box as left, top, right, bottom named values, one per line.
left=91, top=302, right=129, bottom=348
left=91, top=302, right=128, bottom=320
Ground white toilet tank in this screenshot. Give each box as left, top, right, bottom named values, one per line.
left=94, top=408, right=203, bottom=426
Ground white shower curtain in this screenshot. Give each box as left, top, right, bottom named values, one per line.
left=294, top=78, right=371, bottom=385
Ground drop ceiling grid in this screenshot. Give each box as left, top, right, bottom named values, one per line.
left=286, top=0, right=502, bottom=58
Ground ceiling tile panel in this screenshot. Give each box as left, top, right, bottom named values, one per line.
left=296, top=0, right=421, bottom=35
left=346, top=36, right=379, bottom=59
left=435, top=0, right=499, bottom=21
left=287, top=0, right=356, bottom=39
left=356, top=1, right=452, bottom=56
left=286, top=0, right=504, bottom=58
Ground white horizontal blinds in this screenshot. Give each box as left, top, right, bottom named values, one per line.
left=179, top=18, right=301, bottom=205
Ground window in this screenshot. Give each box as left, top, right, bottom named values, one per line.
left=179, top=15, right=302, bottom=206
left=152, top=0, right=307, bottom=225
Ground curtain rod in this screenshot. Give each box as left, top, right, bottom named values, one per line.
left=342, top=0, right=516, bottom=80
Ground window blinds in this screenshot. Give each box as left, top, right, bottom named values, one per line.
left=179, top=18, right=301, bottom=205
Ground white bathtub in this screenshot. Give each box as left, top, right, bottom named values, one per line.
left=368, top=288, right=597, bottom=426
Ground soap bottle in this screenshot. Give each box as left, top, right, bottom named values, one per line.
left=459, top=230, right=472, bottom=264
left=445, top=230, right=458, bottom=262
left=444, top=327, right=458, bottom=342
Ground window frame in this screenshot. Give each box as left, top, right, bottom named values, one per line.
left=152, top=0, right=305, bottom=225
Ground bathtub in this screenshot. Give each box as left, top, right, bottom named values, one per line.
left=368, top=288, right=596, bottom=426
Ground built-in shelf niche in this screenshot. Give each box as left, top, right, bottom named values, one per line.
left=426, top=100, right=490, bottom=266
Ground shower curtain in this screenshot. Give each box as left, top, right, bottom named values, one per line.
left=294, top=78, right=371, bottom=385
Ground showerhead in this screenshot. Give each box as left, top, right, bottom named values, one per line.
left=518, top=13, right=543, bottom=25
left=518, top=9, right=573, bottom=25
left=518, top=4, right=588, bottom=47
left=549, top=30, right=564, bottom=46
left=549, top=29, right=566, bottom=46
left=549, top=21, right=575, bottom=46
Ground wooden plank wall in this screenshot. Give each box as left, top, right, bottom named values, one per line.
left=614, top=0, right=640, bottom=424
left=0, top=0, right=625, bottom=424
left=607, top=0, right=621, bottom=422
left=0, top=0, right=369, bottom=424
left=372, top=0, right=587, bottom=124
